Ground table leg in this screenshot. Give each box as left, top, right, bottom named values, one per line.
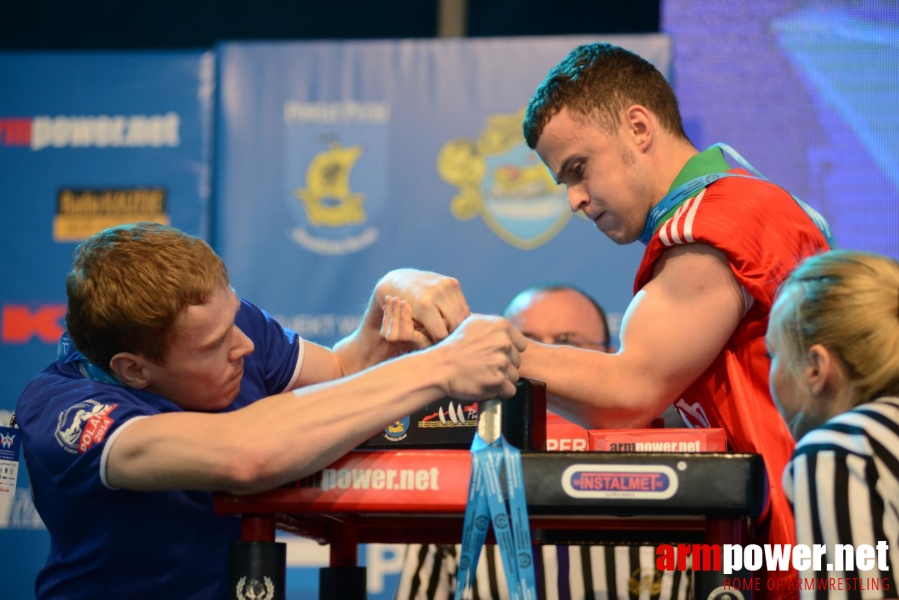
left=319, top=526, right=366, bottom=600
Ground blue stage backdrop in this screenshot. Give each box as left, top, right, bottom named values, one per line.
left=214, top=35, right=671, bottom=351
left=0, top=51, right=214, bottom=598
left=213, top=34, right=669, bottom=599
left=664, top=0, right=899, bottom=258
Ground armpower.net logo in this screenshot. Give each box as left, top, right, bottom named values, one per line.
left=0, top=113, right=180, bottom=150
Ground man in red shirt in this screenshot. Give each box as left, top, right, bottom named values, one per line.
left=519, top=42, right=831, bottom=596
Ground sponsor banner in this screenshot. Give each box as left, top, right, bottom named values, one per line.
left=0, top=51, right=213, bottom=418
left=215, top=36, right=668, bottom=348
left=561, top=464, right=680, bottom=500
left=0, top=51, right=212, bottom=599
left=589, top=428, right=727, bottom=452
left=53, top=188, right=169, bottom=242
left=658, top=542, right=892, bottom=588
left=217, top=450, right=471, bottom=513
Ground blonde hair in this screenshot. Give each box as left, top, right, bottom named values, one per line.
left=65, top=222, right=229, bottom=370
left=776, top=250, right=899, bottom=406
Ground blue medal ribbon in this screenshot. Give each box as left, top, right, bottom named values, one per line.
left=58, top=332, right=122, bottom=386
left=455, top=433, right=537, bottom=600
left=639, top=143, right=835, bottom=248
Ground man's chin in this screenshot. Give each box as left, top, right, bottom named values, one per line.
left=596, top=224, right=639, bottom=246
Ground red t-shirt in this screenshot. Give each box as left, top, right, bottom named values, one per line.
left=635, top=172, right=829, bottom=597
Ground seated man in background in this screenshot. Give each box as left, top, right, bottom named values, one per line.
left=14, top=222, right=526, bottom=600
left=392, top=283, right=691, bottom=600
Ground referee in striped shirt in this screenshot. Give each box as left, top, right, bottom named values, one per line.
left=394, top=283, right=691, bottom=600
left=769, top=250, right=899, bottom=597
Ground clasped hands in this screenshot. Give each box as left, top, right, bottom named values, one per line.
left=374, top=269, right=527, bottom=400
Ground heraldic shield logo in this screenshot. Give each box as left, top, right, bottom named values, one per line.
left=438, top=108, right=572, bottom=250
left=284, top=108, right=388, bottom=255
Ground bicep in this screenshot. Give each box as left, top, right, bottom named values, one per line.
left=105, top=412, right=232, bottom=491
left=618, top=244, right=745, bottom=403
left=293, top=340, right=344, bottom=388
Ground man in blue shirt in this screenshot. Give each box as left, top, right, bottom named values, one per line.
left=16, top=222, right=525, bottom=599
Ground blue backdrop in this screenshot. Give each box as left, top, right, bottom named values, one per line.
left=214, top=36, right=671, bottom=352
left=1, top=1, right=897, bottom=595
left=213, top=34, right=669, bottom=598
left=0, top=51, right=213, bottom=598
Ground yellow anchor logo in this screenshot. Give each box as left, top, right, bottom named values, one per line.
left=295, top=142, right=366, bottom=227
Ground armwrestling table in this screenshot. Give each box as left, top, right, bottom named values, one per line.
left=215, top=449, right=767, bottom=600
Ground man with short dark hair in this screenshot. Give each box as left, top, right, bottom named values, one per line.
left=519, top=42, right=832, bottom=596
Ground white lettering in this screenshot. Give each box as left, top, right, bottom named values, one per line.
left=366, top=545, right=405, bottom=594
left=319, top=467, right=441, bottom=492
left=792, top=544, right=810, bottom=571
left=352, top=469, right=372, bottom=489
left=283, top=100, right=391, bottom=124
left=720, top=543, right=891, bottom=575
left=744, top=545, right=762, bottom=571
left=291, top=226, right=379, bottom=255
left=764, top=543, right=790, bottom=572
left=857, top=544, right=875, bottom=571
left=835, top=544, right=854, bottom=570
left=322, top=469, right=337, bottom=492
left=723, top=544, right=742, bottom=574
left=30, top=113, right=182, bottom=151
left=877, top=541, right=889, bottom=570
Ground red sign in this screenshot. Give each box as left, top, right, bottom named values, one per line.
left=1, top=304, right=66, bottom=343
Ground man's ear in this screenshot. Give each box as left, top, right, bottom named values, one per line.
left=805, top=343, right=845, bottom=399
left=108, top=352, right=151, bottom=389
left=623, top=104, right=653, bottom=151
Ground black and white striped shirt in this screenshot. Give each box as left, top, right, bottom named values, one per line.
left=394, top=543, right=692, bottom=600
left=783, top=397, right=899, bottom=598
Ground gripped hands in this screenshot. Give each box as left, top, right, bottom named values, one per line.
left=374, top=269, right=470, bottom=342
left=438, top=314, right=528, bottom=401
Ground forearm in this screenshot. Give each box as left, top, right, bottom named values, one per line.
left=238, top=350, right=452, bottom=491
left=109, top=313, right=523, bottom=495
left=109, top=348, right=452, bottom=494
left=521, top=342, right=678, bottom=429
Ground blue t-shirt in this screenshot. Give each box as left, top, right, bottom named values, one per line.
left=15, top=298, right=303, bottom=599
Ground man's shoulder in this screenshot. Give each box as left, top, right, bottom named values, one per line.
left=636, top=177, right=827, bottom=297
left=667, top=177, right=806, bottom=241
left=235, top=296, right=284, bottom=340
left=17, top=365, right=143, bottom=427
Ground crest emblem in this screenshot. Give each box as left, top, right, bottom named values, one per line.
left=55, top=400, right=117, bottom=454
left=382, top=416, right=410, bottom=441
left=438, top=108, right=572, bottom=250
left=285, top=125, right=385, bottom=255
left=295, top=142, right=366, bottom=227
left=235, top=576, right=275, bottom=600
